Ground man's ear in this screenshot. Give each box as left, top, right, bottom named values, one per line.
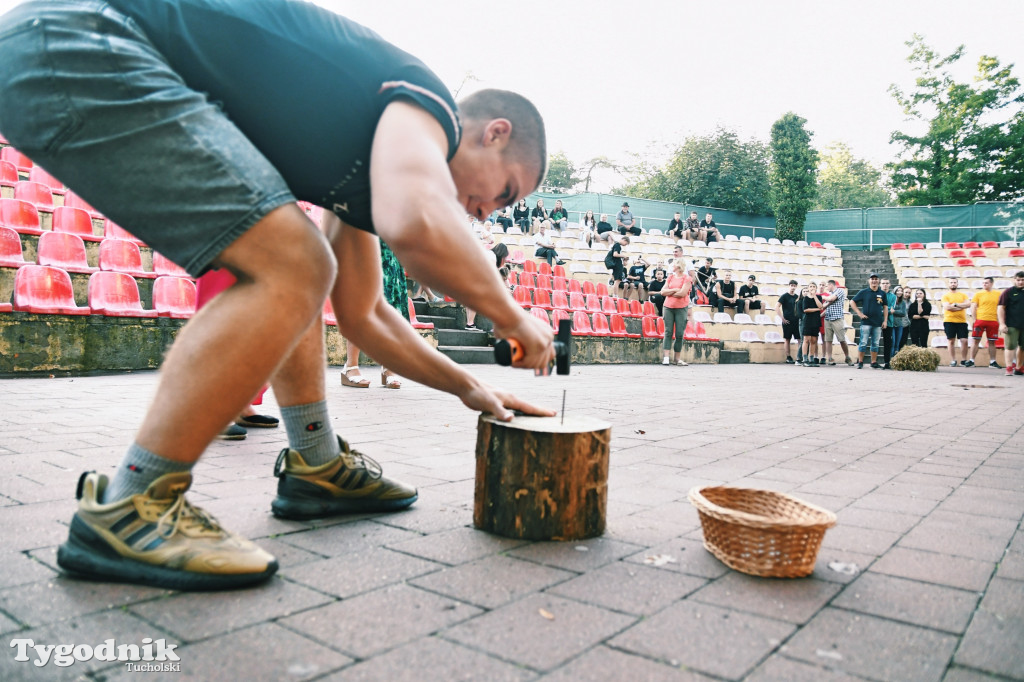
left=481, top=118, right=512, bottom=148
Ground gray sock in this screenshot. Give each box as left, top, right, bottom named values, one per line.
left=280, top=400, right=339, bottom=466
left=103, top=443, right=193, bottom=503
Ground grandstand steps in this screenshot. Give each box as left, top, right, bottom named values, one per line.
left=437, top=345, right=495, bottom=365
left=841, top=250, right=897, bottom=330
left=718, top=349, right=750, bottom=364
left=413, top=299, right=497, bottom=364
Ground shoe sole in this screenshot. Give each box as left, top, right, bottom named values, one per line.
left=57, top=518, right=277, bottom=591
left=271, top=492, right=418, bottom=520
left=216, top=433, right=247, bottom=440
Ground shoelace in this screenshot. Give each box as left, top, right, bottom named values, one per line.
left=341, top=441, right=383, bottom=480
left=154, top=493, right=222, bottom=538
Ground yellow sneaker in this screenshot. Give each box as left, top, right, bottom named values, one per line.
left=57, top=472, right=277, bottom=590
left=271, top=437, right=417, bottom=519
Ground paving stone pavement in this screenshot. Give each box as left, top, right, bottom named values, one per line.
left=0, top=362, right=1021, bottom=681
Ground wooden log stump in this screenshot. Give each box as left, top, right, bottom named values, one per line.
left=474, top=414, right=611, bottom=541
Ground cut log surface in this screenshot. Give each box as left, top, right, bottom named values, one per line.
left=474, top=414, right=611, bottom=541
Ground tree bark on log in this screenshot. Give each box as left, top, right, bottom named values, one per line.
left=474, top=414, right=611, bottom=541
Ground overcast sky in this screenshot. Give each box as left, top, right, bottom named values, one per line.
left=2, top=0, right=1021, bottom=192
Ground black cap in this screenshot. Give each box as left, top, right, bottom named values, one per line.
left=748, top=275, right=755, bottom=280
left=869, top=273, right=880, bottom=279
left=622, top=202, right=629, bottom=207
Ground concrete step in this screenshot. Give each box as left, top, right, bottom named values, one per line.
left=437, top=345, right=495, bottom=364
left=416, top=314, right=458, bottom=329
left=719, top=349, right=749, bottom=364
left=436, top=329, right=490, bottom=347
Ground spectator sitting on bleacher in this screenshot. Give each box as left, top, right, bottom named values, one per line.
left=648, top=268, right=667, bottom=315
left=624, top=255, right=649, bottom=301
left=715, top=271, right=739, bottom=313
left=580, top=209, right=597, bottom=247
left=685, top=211, right=704, bottom=242
left=776, top=279, right=801, bottom=364
left=605, top=234, right=630, bottom=293
left=596, top=213, right=616, bottom=243
left=701, top=213, right=720, bottom=242
left=617, top=202, right=641, bottom=236
left=908, top=289, right=932, bottom=347
left=738, top=275, right=763, bottom=316
left=494, top=206, right=513, bottom=232
left=530, top=198, right=549, bottom=234
left=800, top=282, right=823, bottom=367
left=549, top=199, right=569, bottom=232
left=513, top=198, right=531, bottom=231
left=667, top=211, right=685, bottom=239
left=696, top=256, right=717, bottom=305
left=533, top=222, right=564, bottom=267
left=819, top=279, right=852, bottom=365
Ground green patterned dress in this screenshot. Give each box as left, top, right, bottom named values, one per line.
left=380, top=239, right=410, bottom=321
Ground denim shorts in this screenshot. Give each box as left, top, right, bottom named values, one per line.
left=858, top=323, right=881, bottom=353
left=0, top=1, right=295, bottom=276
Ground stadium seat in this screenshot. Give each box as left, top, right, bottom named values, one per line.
left=0, top=302, right=10, bottom=313
left=641, top=301, right=658, bottom=317
left=551, top=291, right=570, bottom=311
left=99, top=238, right=154, bottom=278
left=569, top=292, right=587, bottom=312
left=535, top=274, right=552, bottom=290
left=595, top=282, right=610, bottom=298
left=764, top=331, right=784, bottom=343
left=538, top=262, right=552, bottom=276
left=641, top=316, right=660, bottom=338
left=0, top=197, right=42, bottom=235
left=532, top=288, right=552, bottom=310
left=739, top=330, right=762, bottom=342
left=28, top=166, right=65, bottom=194
left=530, top=307, right=550, bottom=325
left=519, top=272, right=536, bottom=289
left=908, top=243, right=925, bottom=250
left=609, top=314, right=630, bottom=338
left=567, top=279, right=583, bottom=294
left=0, top=146, right=32, bottom=173
left=551, top=308, right=570, bottom=331
left=929, top=319, right=944, bottom=330
left=508, top=249, right=526, bottom=266
left=956, top=259, right=974, bottom=267
left=930, top=336, right=947, bottom=348
left=152, top=252, right=189, bottom=278
left=14, top=181, right=54, bottom=212
left=153, top=275, right=197, bottom=319
left=88, top=271, right=157, bottom=317
left=615, top=298, right=629, bottom=316
left=891, top=243, right=906, bottom=250
left=407, top=299, right=433, bottom=329
left=627, top=299, right=643, bottom=317
left=0, top=160, right=18, bottom=188
left=552, top=264, right=566, bottom=278
left=571, top=311, right=593, bottom=336
left=513, top=285, right=532, bottom=307
left=522, top=259, right=536, bottom=273
left=657, top=317, right=666, bottom=336
left=1010, top=249, right=1024, bottom=257
left=0, top=225, right=27, bottom=267
left=963, top=241, right=980, bottom=249
left=692, top=311, right=712, bottom=323
left=581, top=280, right=596, bottom=296
left=601, top=296, right=616, bottom=315
left=52, top=206, right=101, bottom=242
left=948, top=249, right=965, bottom=258
left=13, top=265, right=90, bottom=314
left=968, top=249, right=985, bottom=258
left=104, top=220, right=146, bottom=246
left=37, top=231, right=97, bottom=274
left=683, top=321, right=699, bottom=340
left=695, top=322, right=716, bottom=340
left=725, top=234, right=739, bottom=242
left=810, top=242, right=822, bottom=248
left=585, top=294, right=602, bottom=313
left=551, top=276, right=567, bottom=292
left=982, top=241, right=998, bottom=249
left=713, top=312, right=734, bottom=324
left=754, top=314, right=774, bottom=325
left=733, top=313, right=754, bottom=324
left=944, top=242, right=959, bottom=249
left=62, top=192, right=103, bottom=220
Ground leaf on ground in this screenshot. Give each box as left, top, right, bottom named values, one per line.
left=634, top=429, right=646, bottom=434
left=643, top=554, right=676, bottom=567
left=538, top=608, right=555, bottom=620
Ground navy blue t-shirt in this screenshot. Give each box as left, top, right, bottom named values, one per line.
left=107, top=0, right=461, bottom=234
left=852, top=287, right=887, bottom=326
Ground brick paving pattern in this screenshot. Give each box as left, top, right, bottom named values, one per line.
left=0, top=363, right=1021, bottom=681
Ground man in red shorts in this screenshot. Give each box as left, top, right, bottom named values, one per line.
left=965, top=276, right=1002, bottom=368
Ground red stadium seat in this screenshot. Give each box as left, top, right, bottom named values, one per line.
left=551, top=291, right=570, bottom=311
left=1009, top=249, right=1024, bottom=258
left=956, top=258, right=975, bottom=267
left=513, top=285, right=532, bottom=307
left=99, top=238, right=154, bottom=278
left=616, top=298, right=629, bottom=316
left=408, top=298, right=433, bottom=329
left=0, top=225, right=27, bottom=267
left=508, top=249, right=526, bottom=266
left=595, top=282, right=609, bottom=298
left=551, top=308, right=570, bottom=331
left=590, top=313, right=611, bottom=336
left=535, top=273, right=552, bottom=290
left=642, top=316, right=660, bottom=338
left=585, top=294, right=602, bottom=313
left=657, top=318, right=666, bottom=336
left=521, top=258, right=536, bottom=274
left=63, top=192, right=103, bottom=219
left=948, top=249, right=965, bottom=258
left=52, top=206, right=101, bottom=242
left=567, top=278, right=582, bottom=294
left=963, top=241, right=980, bottom=249
left=506, top=270, right=519, bottom=286
left=968, top=249, right=985, bottom=258
left=0, top=146, right=32, bottom=173
left=153, top=276, right=197, bottom=319
left=944, top=242, right=960, bottom=249
left=532, top=288, right=552, bottom=310
left=908, top=242, right=925, bottom=250
left=0, top=302, right=10, bottom=313
left=37, top=231, right=97, bottom=274
left=581, top=280, right=596, bottom=296
left=982, top=241, right=998, bottom=249
left=518, top=272, right=536, bottom=289
left=684, top=321, right=699, bottom=340
left=104, top=220, right=146, bottom=246
left=153, top=251, right=190, bottom=278
left=0, top=160, right=18, bottom=188
left=552, top=264, right=566, bottom=278
left=28, top=165, right=65, bottom=194
left=530, top=307, right=550, bottom=326
left=641, top=301, right=658, bottom=317
left=568, top=292, right=587, bottom=312
left=538, top=262, right=552, bottom=276
left=0, top=197, right=41, bottom=235
left=88, top=271, right=157, bottom=317
left=552, top=276, right=567, bottom=291
left=628, top=299, right=643, bottom=317
left=891, top=243, right=906, bottom=250
left=14, top=181, right=54, bottom=212
left=571, top=311, right=593, bottom=336
left=810, top=242, right=823, bottom=248
left=609, top=314, right=631, bottom=338
left=323, top=299, right=336, bottom=326
left=13, top=265, right=90, bottom=314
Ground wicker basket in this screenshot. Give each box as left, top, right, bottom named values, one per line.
left=688, top=486, right=837, bottom=578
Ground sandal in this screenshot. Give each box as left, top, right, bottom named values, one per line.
left=341, top=366, right=371, bottom=388
left=381, top=368, right=401, bottom=389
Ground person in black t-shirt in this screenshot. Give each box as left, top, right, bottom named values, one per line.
left=595, top=213, right=615, bottom=243
left=647, top=268, right=667, bottom=315
left=738, top=275, right=763, bottom=316
left=667, top=212, right=685, bottom=239
left=530, top=199, right=549, bottom=234
left=775, top=279, right=800, bottom=363
left=696, top=257, right=717, bottom=305
left=604, top=235, right=630, bottom=293
left=801, top=282, right=823, bottom=366
left=700, top=213, right=719, bottom=242
left=512, top=199, right=531, bottom=231
left=624, top=256, right=649, bottom=301
left=715, top=271, right=739, bottom=314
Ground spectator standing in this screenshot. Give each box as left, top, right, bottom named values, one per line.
left=617, top=202, right=640, bottom=236
left=700, top=213, right=720, bottom=242
left=941, top=277, right=971, bottom=367
left=685, top=211, right=704, bottom=242
left=850, top=273, right=888, bottom=369
left=738, top=275, right=763, bottom=316
left=660, top=260, right=692, bottom=366
left=533, top=223, right=564, bottom=267
left=776, top=279, right=801, bottom=364
left=819, top=279, right=852, bottom=365
left=530, top=199, right=549, bottom=234
left=624, top=255, right=649, bottom=301
left=513, top=198, right=531, bottom=231
left=667, top=211, right=685, bottom=239
left=696, top=257, right=717, bottom=305
left=898, top=287, right=914, bottom=350
left=966, top=277, right=1002, bottom=368
left=715, top=271, right=739, bottom=314
left=580, top=209, right=597, bottom=247
left=549, top=199, right=569, bottom=232
left=596, top=213, right=615, bottom=243
left=890, top=285, right=909, bottom=355
left=604, top=234, right=630, bottom=293
left=880, top=278, right=897, bottom=369
left=800, top=282, right=823, bottom=366
left=647, top=268, right=667, bottom=315
left=997, top=271, right=1024, bottom=375
left=907, top=288, right=932, bottom=347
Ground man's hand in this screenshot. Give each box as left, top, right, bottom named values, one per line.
left=493, top=312, right=556, bottom=371
left=1000, top=324, right=1008, bottom=334
left=458, top=381, right=557, bottom=421
left=860, top=313, right=867, bottom=320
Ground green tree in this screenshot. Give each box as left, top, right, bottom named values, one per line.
left=616, top=128, right=771, bottom=215
left=577, top=156, right=624, bottom=192
left=888, top=35, right=1024, bottom=205
left=815, top=142, right=892, bottom=210
left=543, top=151, right=581, bottom=193
left=769, top=113, right=818, bottom=241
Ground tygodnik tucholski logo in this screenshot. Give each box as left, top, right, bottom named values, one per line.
left=10, top=637, right=181, bottom=671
